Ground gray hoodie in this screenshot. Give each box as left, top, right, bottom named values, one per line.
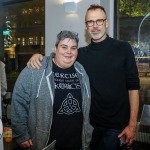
left=0, top=61, right=7, bottom=97
left=11, top=53, right=93, bottom=150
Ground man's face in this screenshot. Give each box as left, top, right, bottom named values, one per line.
left=85, top=9, right=108, bottom=42
left=55, top=38, right=78, bottom=69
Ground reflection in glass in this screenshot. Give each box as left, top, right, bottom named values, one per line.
left=0, top=0, right=45, bottom=92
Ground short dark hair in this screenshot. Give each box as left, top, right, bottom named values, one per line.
left=85, top=4, right=107, bottom=20
left=55, top=30, right=79, bottom=47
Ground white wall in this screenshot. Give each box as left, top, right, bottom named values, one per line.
left=100, top=0, right=114, bottom=37
left=45, top=0, right=114, bottom=55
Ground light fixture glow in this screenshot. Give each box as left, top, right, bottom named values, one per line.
left=64, top=0, right=77, bottom=13
left=64, top=0, right=78, bottom=3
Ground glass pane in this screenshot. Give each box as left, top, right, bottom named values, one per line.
left=0, top=0, right=45, bottom=91
left=0, top=2, right=45, bottom=147
left=118, top=0, right=150, bottom=145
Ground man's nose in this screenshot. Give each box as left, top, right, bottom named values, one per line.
left=93, top=21, right=98, bottom=27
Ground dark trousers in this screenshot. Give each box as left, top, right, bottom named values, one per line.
left=90, top=126, right=122, bottom=150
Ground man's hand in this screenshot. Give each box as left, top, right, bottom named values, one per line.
left=118, top=124, right=137, bottom=145
left=19, top=139, right=33, bottom=149
left=27, top=54, right=43, bottom=69
left=118, top=90, right=139, bottom=146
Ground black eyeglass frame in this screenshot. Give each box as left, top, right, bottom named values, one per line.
left=85, top=19, right=106, bottom=27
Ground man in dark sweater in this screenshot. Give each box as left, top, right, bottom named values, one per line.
left=27, top=5, right=140, bottom=150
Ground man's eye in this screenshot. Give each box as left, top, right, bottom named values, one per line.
left=97, top=20, right=103, bottom=23
left=89, top=21, right=93, bottom=23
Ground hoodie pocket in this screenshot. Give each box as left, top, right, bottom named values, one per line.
left=33, top=127, right=49, bottom=150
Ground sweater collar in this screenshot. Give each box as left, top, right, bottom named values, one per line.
left=88, top=35, right=109, bottom=50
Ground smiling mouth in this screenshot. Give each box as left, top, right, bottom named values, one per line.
left=64, top=56, right=72, bottom=59
left=92, top=31, right=100, bottom=34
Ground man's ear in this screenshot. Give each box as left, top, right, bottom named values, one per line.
left=54, top=47, right=56, bottom=52
left=106, top=20, right=109, bottom=28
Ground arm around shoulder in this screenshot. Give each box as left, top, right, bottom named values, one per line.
left=27, top=53, right=44, bottom=69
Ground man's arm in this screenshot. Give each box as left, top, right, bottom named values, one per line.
left=27, top=54, right=43, bottom=69
left=118, top=90, right=139, bottom=145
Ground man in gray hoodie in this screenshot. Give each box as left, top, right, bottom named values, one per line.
left=11, top=31, right=93, bottom=150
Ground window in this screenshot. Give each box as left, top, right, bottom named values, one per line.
left=0, top=0, right=45, bottom=91
left=118, top=0, right=150, bottom=146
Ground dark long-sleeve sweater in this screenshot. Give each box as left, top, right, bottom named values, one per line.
left=77, top=36, right=140, bottom=130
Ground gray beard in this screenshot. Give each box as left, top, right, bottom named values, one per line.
left=91, top=30, right=106, bottom=42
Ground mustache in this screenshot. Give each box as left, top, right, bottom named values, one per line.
left=91, top=29, right=100, bottom=32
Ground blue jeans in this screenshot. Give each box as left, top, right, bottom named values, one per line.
left=90, top=126, right=122, bottom=150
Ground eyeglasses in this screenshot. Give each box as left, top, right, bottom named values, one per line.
left=85, top=19, right=106, bottom=27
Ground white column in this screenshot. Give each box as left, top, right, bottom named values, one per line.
left=45, top=0, right=115, bottom=55
left=100, top=0, right=114, bottom=38
left=45, top=0, right=101, bottom=55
